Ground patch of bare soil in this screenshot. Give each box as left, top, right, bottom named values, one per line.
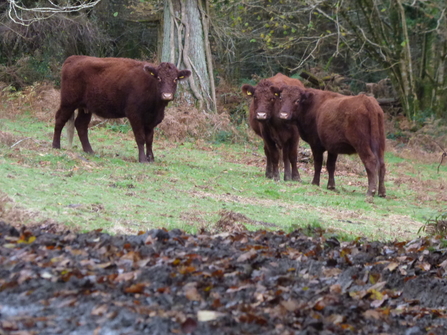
left=1, top=220, right=447, bottom=335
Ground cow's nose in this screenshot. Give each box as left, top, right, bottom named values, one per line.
left=256, top=112, right=267, bottom=120
left=162, top=93, right=174, bottom=101
left=279, top=112, right=289, bottom=119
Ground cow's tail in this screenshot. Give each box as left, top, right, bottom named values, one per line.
left=66, top=111, right=76, bottom=149
left=364, top=95, right=386, bottom=196
left=364, top=96, right=385, bottom=159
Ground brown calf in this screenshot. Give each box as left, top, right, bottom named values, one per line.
left=52, top=56, right=191, bottom=163
left=242, top=73, right=304, bottom=181
left=276, top=86, right=386, bottom=197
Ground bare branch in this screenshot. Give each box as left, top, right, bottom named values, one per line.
left=7, top=0, right=102, bottom=26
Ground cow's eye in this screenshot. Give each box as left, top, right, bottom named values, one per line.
left=158, top=77, right=162, bottom=82
left=295, top=99, right=300, bottom=104
left=174, top=78, right=178, bottom=83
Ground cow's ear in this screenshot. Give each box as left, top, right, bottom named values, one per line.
left=242, top=84, right=255, bottom=97
left=178, top=70, right=191, bottom=80
left=300, top=90, right=313, bottom=104
left=270, top=86, right=282, bottom=97
left=144, top=65, right=158, bottom=78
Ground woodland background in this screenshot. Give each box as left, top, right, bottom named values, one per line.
left=0, top=0, right=446, bottom=129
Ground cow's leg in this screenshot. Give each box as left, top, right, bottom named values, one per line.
left=265, top=139, right=280, bottom=181
left=311, top=147, right=324, bottom=186
left=378, top=155, right=386, bottom=197
left=74, top=108, right=94, bottom=154
left=326, top=152, right=338, bottom=190
left=283, top=144, right=292, bottom=181
left=145, top=128, right=155, bottom=162
left=288, top=137, right=301, bottom=182
left=358, top=151, right=379, bottom=197
left=128, top=116, right=148, bottom=163
left=52, top=105, right=75, bottom=149
left=263, top=143, right=274, bottom=179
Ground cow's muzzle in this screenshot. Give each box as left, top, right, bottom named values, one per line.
left=279, top=112, right=290, bottom=120
left=162, top=93, right=174, bottom=101
left=256, top=112, right=267, bottom=120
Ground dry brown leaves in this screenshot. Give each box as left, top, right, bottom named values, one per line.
left=1, top=222, right=447, bottom=334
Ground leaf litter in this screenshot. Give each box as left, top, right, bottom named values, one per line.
left=1, top=221, right=447, bottom=334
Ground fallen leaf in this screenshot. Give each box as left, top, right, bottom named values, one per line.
left=330, top=284, right=342, bottom=294
left=181, top=317, right=197, bottom=334
left=237, top=249, right=257, bottom=262
left=368, top=281, right=387, bottom=292
left=363, top=309, right=381, bottom=320
left=91, top=304, right=108, bottom=316
left=197, top=310, right=224, bottom=322
left=323, top=267, right=342, bottom=277
left=417, top=262, right=431, bottom=271
left=280, top=299, right=299, bottom=312
left=385, top=262, right=399, bottom=272
left=1, top=320, right=18, bottom=331
left=184, top=283, right=202, bottom=301
left=124, top=283, right=145, bottom=294
left=326, top=313, right=344, bottom=325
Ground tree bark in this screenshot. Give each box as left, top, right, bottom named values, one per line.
left=161, top=0, right=216, bottom=112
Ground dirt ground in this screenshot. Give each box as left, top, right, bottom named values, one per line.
left=1, top=218, right=447, bottom=335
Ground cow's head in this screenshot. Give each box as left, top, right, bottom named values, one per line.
left=242, top=79, right=280, bottom=121
left=144, top=63, right=191, bottom=101
left=274, top=85, right=312, bottom=121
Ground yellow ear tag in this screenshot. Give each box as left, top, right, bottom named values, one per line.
left=247, top=92, right=252, bottom=96
left=274, top=93, right=278, bottom=96
left=150, top=72, right=155, bottom=76
left=179, top=76, right=184, bottom=79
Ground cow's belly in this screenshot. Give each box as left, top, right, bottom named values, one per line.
left=86, top=101, right=126, bottom=119
left=325, top=141, right=357, bottom=155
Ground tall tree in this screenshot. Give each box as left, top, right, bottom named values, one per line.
left=161, top=0, right=216, bottom=112
left=336, top=0, right=447, bottom=121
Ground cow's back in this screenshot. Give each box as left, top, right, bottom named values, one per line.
left=269, top=73, right=304, bottom=88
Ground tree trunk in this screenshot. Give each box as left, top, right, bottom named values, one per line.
left=161, top=0, right=216, bottom=112
left=394, top=0, right=419, bottom=119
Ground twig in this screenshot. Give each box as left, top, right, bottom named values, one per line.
left=430, top=139, right=447, bottom=174
left=89, top=120, right=107, bottom=129
left=438, top=152, right=446, bottom=174
left=10, top=137, right=31, bottom=148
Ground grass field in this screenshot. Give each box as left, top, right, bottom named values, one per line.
left=1, top=84, right=446, bottom=241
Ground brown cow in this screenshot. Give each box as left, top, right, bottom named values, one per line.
left=52, top=55, right=191, bottom=163
left=275, top=86, right=386, bottom=197
left=242, top=73, right=304, bottom=181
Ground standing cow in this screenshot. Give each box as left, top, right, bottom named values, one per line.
left=276, top=85, right=386, bottom=197
left=242, top=73, right=304, bottom=181
left=52, top=56, right=191, bottom=163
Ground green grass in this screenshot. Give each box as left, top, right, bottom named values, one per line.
left=1, top=114, right=446, bottom=241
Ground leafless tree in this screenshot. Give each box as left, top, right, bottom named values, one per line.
left=6, top=0, right=102, bottom=26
